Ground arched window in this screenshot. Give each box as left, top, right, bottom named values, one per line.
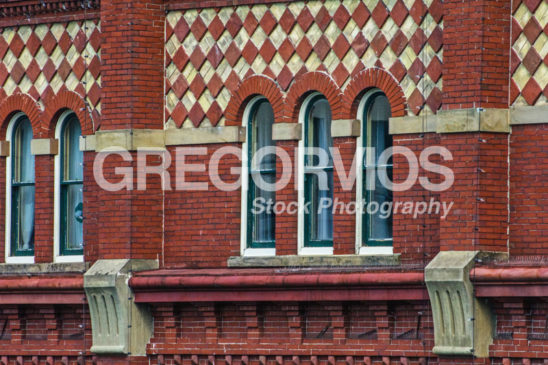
left=361, top=91, right=392, bottom=248
left=59, top=113, right=83, bottom=256
left=246, top=99, right=275, bottom=249
left=9, top=115, right=35, bottom=257
left=303, top=95, right=333, bottom=248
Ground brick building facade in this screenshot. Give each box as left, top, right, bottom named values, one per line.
left=0, top=0, right=546, bottom=363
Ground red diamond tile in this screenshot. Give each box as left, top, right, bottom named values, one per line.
left=41, top=32, right=57, bottom=56
left=389, top=60, right=407, bottom=82
left=225, top=70, right=240, bottom=92
left=260, top=10, right=277, bottom=35
left=277, top=65, right=293, bottom=91
left=42, top=59, right=56, bottom=82
left=25, top=32, right=41, bottom=57
left=523, top=0, right=541, bottom=12
left=391, top=0, right=409, bottom=27
left=522, top=47, right=542, bottom=74
left=390, top=30, right=408, bottom=56
left=0, top=37, right=8, bottom=59
left=27, top=86, right=40, bottom=101
left=263, top=66, right=275, bottom=80
left=352, top=2, right=370, bottom=28
left=408, top=88, right=425, bottom=115
left=9, top=33, right=24, bottom=58
left=297, top=7, right=315, bottom=32
left=426, top=87, right=442, bottom=112
left=523, top=18, right=542, bottom=44
left=512, top=18, right=522, bottom=44
left=372, top=2, right=389, bottom=28
left=522, top=78, right=541, bottom=104
left=370, top=32, right=388, bottom=57
left=332, top=63, right=350, bottom=86
left=226, top=12, right=243, bottom=38
left=408, top=59, right=425, bottom=84
left=296, top=38, right=313, bottom=61
left=207, top=44, right=223, bottom=68
left=509, top=79, right=520, bottom=104
left=208, top=16, right=224, bottom=41
left=171, top=75, right=189, bottom=99
left=332, top=34, right=351, bottom=60
left=429, top=0, right=443, bottom=23
left=543, top=84, right=548, bottom=100
left=510, top=49, right=521, bottom=74
left=190, top=15, right=207, bottom=41
left=0, top=63, right=9, bottom=86
left=409, top=0, right=427, bottom=25
left=260, top=39, right=277, bottom=63
left=56, top=59, right=72, bottom=81
left=87, top=82, right=101, bottom=107
left=351, top=32, right=369, bottom=58
left=189, top=75, right=206, bottom=97
left=207, top=73, right=223, bottom=97
left=189, top=103, right=205, bottom=127
left=166, top=22, right=174, bottom=41
left=72, top=57, right=86, bottom=80
left=10, top=61, right=25, bottom=84
left=280, top=9, right=296, bottom=34
left=426, top=55, right=442, bottom=83
left=333, top=6, right=351, bottom=30
left=189, top=47, right=206, bottom=69
left=225, top=42, right=241, bottom=67
left=173, top=19, right=190, bottom=42
left=243, top=12, right=259, bottom=35
left=241, top=42, right=258, bottom=64
left=173, top=47, right=189, bottom=71
left=315, top=6, right=331, bottom=32
left=73, top=30, right=87, bottom=54
left=58, top=31, right=71, bottom=54
left=88, top=28, right=101, bottom=51
left=278, top=38, right=294, bottom=63
left=171, top=103, right=188, bottom=128
left=409, top=28, right=427, bottom=54
left=206, top=102, right=223, bottom=126
left=314, top=35, right=331, bottom=60
left=351, top=62, right=365, bottom=78
left=428, top=26, right=443, bottom=52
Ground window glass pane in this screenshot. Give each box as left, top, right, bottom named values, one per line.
left=368, top=169, right=392, bottom=240
left=64, top=183, right=84, bottom=251
left=305, top=97, right=333, bottom=245
left=14, top=119, right=34, bottom=184
left=248, top=100, right=275, bottom=247
left=15, top=185, right=35, bottom=252
left=64, top=118, right=83, bottom=181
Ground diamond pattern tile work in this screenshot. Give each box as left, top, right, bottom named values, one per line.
left=511, top=0, right=548, bottom=106
left=0, top=20, right=101, bottom=114
left=165, top=0, right=444, bottom=128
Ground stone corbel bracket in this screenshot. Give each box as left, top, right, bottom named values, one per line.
left=425, top=251, right=496, bottom=358
left=84, top=259, right=158, bottom=355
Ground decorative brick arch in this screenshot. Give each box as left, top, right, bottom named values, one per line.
left=0, top=93, right=43, bottom=139
left=284, top=72, right=344, bottom=122
left=343, top=68, right=407, bottom=118
left=42, top=89, right=94, bottom=137
left=225, top=75, right=284, bottom=126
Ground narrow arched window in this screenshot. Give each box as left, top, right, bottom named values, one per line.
left=59, top=114, right=83, bottom=255
left=10, top=116, right=35, bottom=257
left=304, top=96, right=333, bottom=247
left=247, top=99, right=275, bottom=248
left=362, top=92, right=392, bottom=247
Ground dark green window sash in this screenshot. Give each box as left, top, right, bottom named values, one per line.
left=11, top=182, right=35, bottom=256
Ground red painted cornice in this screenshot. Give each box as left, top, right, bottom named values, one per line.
left=471, top=267, right=548, bottom=298
left=0, top=275, right=84, bottom=304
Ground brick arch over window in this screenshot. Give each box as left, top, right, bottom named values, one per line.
left=225, top=75, right=284, bottom=126
left=343, top=68, right=407, bottom=118
left=285, top=72, right=344, bottom=122
left=42, top=89, right=94, bottom=137
left=0, top=93, right=43, bottom=139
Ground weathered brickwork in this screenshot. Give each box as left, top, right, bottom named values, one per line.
left=511, top=0, right=548, bottom=106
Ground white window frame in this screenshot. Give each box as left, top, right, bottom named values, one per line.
left=355, top=89, right=393, bottom=256
left=54, top=110, right=83, bottom=263
left=298, top=92, right=333, bottom=256
left=5, top=112, right=34, bottom=264
left=240, top=96, right=276, bottom=257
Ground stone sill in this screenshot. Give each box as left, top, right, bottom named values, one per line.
left=0, top=262, right=88, bottom=275
left=227, top=254, right=400, bottom=268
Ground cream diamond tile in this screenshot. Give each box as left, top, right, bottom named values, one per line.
left=289, top=24, right=305, bottom=46
left=513, top=64, right=531, bottom=90
left=199, top=8, right=216, bottom=27
left=216, top=59, right=232, bottom=82
left=421, top=14, right=437, bottom=37
left=34, top=24, right=49, bottom=41
left=35, top=73, right=48, bottom=96
left=165, top=118, right=177, bottom=130
left=218, top=7, right=233, bottom=25
left=181, top=119, right=194, bottom=128
left=384, top=0, right=398, bottom=11
left=166, top=36, right=179, bottom=57
left=18, top=48, right=33, bottom=69
left=325, top=22, right=342, bottom=45
left=17, top=27, right=31, bottom=43
left=251, top=55, right=267, bottom=74
left=269, top=25, right=286, bottom=49
left=363, top=17, right=379, bottom=39
left=182, top=91, right=197, bottom=111
left=200, top=32, right=216, bottom=55
left=288, top=2, right=305, bottom=18
left=182, top=62, right=197, bottom=84
left=324, top=50, right=340, bottom=73
left=66, top=45, right=79, bottom=67
left=514, top=4, right=532, bottom=29
left=66, top=72, right=80, bottom=91
left=325, top=0, right=341, bottom=16
left=400, top=16, right=418, bottom=38
left=234, top=28, right=250, bottom=49
left=3, top=50, right=16, bottom=70
left=84, top=42, right=97, bottom=58
left=19, top=76, right=32, bottom=93
left=535, top=1, right=548, bottom=28
left=234, top=57, right=250, bottom=78
left=417, top=74, right=435, bottom=99
left=217, top=30, right=234, bottom=53
left=3, top=78, right=16, bottom=94
left=199, top=118, right=213, bottom=128
left=217, top=87, right=231, bottom=110
left=306, top=23, right=323, bottom=45
left=364, top=0, right=380, bottom=13
left=418, top=43, right=436, bottom=67
left=342, top=0, right=360, bottom=13
left=288, top=53, right=303, bottom=75
left=343, top=19, right=360, bottom=41
left=2, top=28, right=15, bottom=43
left=403, top=0, right=415, bottom=11
left=514, top=33, right=531, bottom=60
left=167, top=11, right=182, bottom=28
left=362, top=48, right=378, bottom=68
left=401, top=75, right=416, bottom=98
left=307, top=1, right=323, bottom=17
left=305, top=52, right=322, bottom=71
left=183, top=10, right=199, bottom=27
left=50, top=46, right=65, bottom=68
left=50, top=74, right=63, bottom=93
left=182, top=33, right=198, bottom=56
left=270, top=3, right=286, bottom=21
left=198, top=90, right=214, bottom=111
left=251, top=4, right=268, bottom=21
left=66, top=22, right=80, bottom=39
left=342, top=49, right=360, bottom=72
left=50, top=24, right=66, bottom=42
left=269, top=53, right=285, bottom=76
left=381, top=18, right=399, bottom=40
left=235, top=5, right=250, bottom=23
left=400, top=46, right=416, bottom=69
left=200, top=60, right=216, bottom=84
left=533, top=33, right=548, bottom=58
left=380, top=45, right=397, bottom=68
left=533, top=63, right=548, bottom=89
left=83, top=71, right=94, bottom=92
left=250, top=26, right=268, bottom=48
left=166, top=91, right=179, bottom=113
left=84, top=21, right=97, bottom=37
